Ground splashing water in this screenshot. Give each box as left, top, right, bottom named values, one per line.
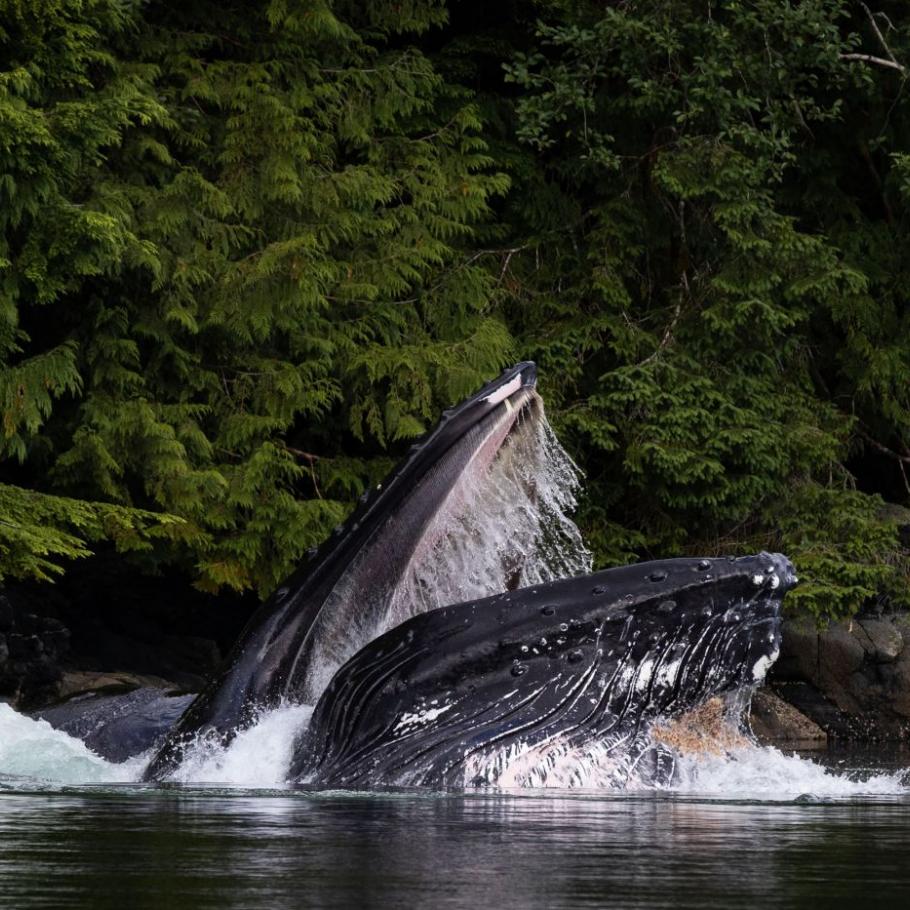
left=300, top=393, right=593, bottom=702
left=0, top=703, right=143, bottom=786
left=394, top=397, right=592, bottom=613
left=460, top=731, right=909, bottom=798
left=1, top=699, right=908, bottom=797
left=0, top=702, right=310, bottom=788
left=670, top=744, right=909, bottom=799
left=166, top=703, right=313, bottom=786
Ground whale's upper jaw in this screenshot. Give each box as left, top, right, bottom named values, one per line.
left=277, top=360, right=539, bottom=602
left=291, top=553, right=795, bottom=788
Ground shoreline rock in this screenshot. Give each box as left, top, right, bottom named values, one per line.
left=769, top=613, right=910, bottom=742
left=749, top=688, right=828, bottom=748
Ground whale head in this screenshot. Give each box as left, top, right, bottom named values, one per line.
left=291, top=552, right=796, bottom=788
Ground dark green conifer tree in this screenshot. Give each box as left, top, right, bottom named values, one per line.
left=2, top=0, right=910, bottom=620
left=0, top=0, right=511, bottom=593
left=493, top=0, right=910, bottom=617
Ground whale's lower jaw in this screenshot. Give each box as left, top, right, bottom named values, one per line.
left=290, top=553, right=793, bottom=789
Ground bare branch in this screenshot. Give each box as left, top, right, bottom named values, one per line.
left=284, top=446, right=323, bottom=500
left=856, top=428, right=910, bottom=494
left=861, top=2, right=899, bottom=65
left=841, top=5, right=907, bottom=74
left=840, top=52, right=906, bottom=74
left=285, top=446, right=320, bottom=463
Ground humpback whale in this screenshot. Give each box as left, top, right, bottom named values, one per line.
left=128, top=362, right=795, bottom=785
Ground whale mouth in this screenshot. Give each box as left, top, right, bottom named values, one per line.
left=282, top=362, right=592, bottom=704
left=145, top=363, right=797, bottom=789
left=144, top=362, right=591, bottom=780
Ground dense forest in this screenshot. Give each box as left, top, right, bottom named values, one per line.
left=2, top=0, right=910, bottom=620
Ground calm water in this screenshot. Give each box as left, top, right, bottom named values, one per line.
left=2, top=775, right=909, bottom=909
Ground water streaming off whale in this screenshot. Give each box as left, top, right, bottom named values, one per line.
left=299, top=393, right=593, bottom=703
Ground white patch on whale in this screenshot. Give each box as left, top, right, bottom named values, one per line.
left=395, top=703, right=452, bottom=732
left=752, top=647, right=779, bottom=682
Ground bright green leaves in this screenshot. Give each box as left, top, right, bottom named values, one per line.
left=772, top=486, right=910, bottom=621
left=0, top=482, right=184, bottom=584
left=0, top=343, right=81, bottom=460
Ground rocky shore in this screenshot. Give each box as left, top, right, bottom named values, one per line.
left=752, top=613, right=910, bottom=746
left=0, top=558, right=252, bottom=711
left=3, top=567, right=910, bottom=750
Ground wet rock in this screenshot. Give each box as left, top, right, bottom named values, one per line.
left=42, top=629, right=70, bottom=654
left=819, top=623, right=865, bottom=681
left=857, top=618, right=903, bottom=663
left=7, top=633, right=42, bottom=660
left=770, top=681, right=863, bottom=739
left=55, top=670, right=186, bottom=701
left=769, top=614, right=910, bottom=741
left=161, top=634, right=221, bottom=677
left=17, top=612, right=41, bottom=635
left=772, top=615, right=818, bottom=682
left=749, top=688, right=827, bottom=748
left=883, top=661, right=910, bottom=718
left=850, top=620, right=877, bottom=657
left=0, top=590, right=70, bottom=705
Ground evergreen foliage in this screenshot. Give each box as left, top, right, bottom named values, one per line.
left=494, top=0, right=910, bottom=620
left=0, top=0, right=512, bottom=595
left=2, top=0, right=909, bottom=620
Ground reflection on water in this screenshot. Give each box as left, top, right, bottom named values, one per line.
left=1, top=781, right=909, bottom=909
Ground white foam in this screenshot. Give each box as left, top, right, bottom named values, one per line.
left=0, top=703, right=141, bottom=785
left=459, top=726, right=908, bottom=797
left=669, top=743, right=908, bottom=799
left=0, top=701, right=314, bottom=788
left=165, top=703, right=313, bottom=786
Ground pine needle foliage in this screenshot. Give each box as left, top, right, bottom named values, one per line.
left=492, top=0, right=910, bottom=620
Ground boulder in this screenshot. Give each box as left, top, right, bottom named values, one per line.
left=773, top=615, right=818, bottom=682
left=749, top=688, right=827, bottom=748
left=857, top=618, right=903, bottom=663
left=55, top=670, right=186, bottom=701
left=769, top=613, right=910, bottom=740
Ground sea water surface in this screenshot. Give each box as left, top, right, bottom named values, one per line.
left=1, top=705, right=909, bottom=909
